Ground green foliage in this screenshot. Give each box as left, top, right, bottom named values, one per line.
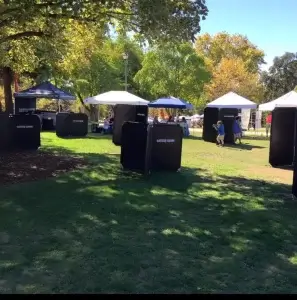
left=261, top=52, right=297, bottom=100
left=205, top=58, right=264, bottom=102
left=134, top=42, right=211, bottom=105
left=195, top=32, right=265, bottom=73
left=0, top=0, right=208, bottom=47
left=0, top=0, right=208, bottom=112
left=54, top=26, right=144, bottom=117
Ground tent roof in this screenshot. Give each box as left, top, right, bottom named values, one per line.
left=84, top=91, right=149, bottom=106
left=14, top=81, right=76, bottom=101
left=259, top=91, right=297, bottom=110
left=206, top=92, right=257, bottom=109
left=148, top=96, right=193, bottom=109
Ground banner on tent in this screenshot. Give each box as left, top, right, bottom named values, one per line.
left=255, top=110, right=262, bottom=129
left=240, top=109, right=250, bottom=130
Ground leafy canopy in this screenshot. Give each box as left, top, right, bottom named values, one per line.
left=205, top=57, right=264, bottom=102
left=195, top=32, right=265, bottom=73
left=134, top=42, right=210, bottom=106
left=0, top=0, right=208, bottom=45
left=261, top=52, right=297, bottom=100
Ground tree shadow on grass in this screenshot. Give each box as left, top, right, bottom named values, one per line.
left=223, top=143, right=266, bottom=151
left=0, top=146, right=297, bottom=293
left=184, top=135, right=203, bottom=141
left=57, top=134, right=113, bottom=140
left=243, top=135, right=270, bottom=141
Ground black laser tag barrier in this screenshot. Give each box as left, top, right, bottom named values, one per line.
left=56, top=113, right=88, bottom=138
left=14, top=97, right=36, bottom=114
left=120, top=122, right=152, bottom=174
left=120, top=122, right=183, bottom=174
left=0, top=113, right=13, bottom=151
left=113, top=104, right=148, bottom=146
left=10, top=114, right=41, bottom=150
left=293, top=147, right=297, bottom=198
left=269, top=107, right=297, bottom=168
left=203, top=107, right=239, bottom=144
left=150, top=123, right=183, bottom=172
left=0, top=114, right=41, bottom=151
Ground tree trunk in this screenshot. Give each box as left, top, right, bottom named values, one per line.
left=77, top=92, right=90, bottom=112
left=3, top=67, right=13, bottom=114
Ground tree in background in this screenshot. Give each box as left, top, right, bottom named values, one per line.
left=205, top=58, right=264, bottom=102
left=195, top=32, right=265, bottom=103
left=195, top=32, right=265, bottom=73
left=55, top=28, right=144, bottom=119
left=134, top=43, right=211, bottom=108
left=0, top=0, right=208, bottom=113
left=261, top=52, right=297, bottom=100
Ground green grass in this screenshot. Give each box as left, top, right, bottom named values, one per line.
left=0, top=132, right=296, bottom=293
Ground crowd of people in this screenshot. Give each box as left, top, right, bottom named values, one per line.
left=152, top=115, right=190, bottom=137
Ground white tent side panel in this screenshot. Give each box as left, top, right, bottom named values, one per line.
left=240, top=109, right=250, bottom=130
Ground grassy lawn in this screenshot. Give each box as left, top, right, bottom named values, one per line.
left=0, top=132, right=296, bottom=293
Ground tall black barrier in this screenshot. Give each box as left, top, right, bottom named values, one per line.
left=120, top=122, right=151, bottom=174
left=219, top=108, right=239, bottom=143
left=56, top=113, right=70, bottom=137
left=150, top=124, right=183, bottom=172
left=14, top=97, right=36, bottom=114
left=56, top=113, right=88, bottom=138
left=67, top=113, right=88, bottom=137
left=203, top=107, right=219, bottom=142
left=269, top=107, right=296, bottom=167
left=113, top=105, right=148, bottom=146
left=10, top=114, right=41, bottom=150
left=293, top=151, right=297, bottom=198
left=0, top=113, right=13, bottom=151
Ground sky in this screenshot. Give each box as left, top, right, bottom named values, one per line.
left=199, top=0, right=297, bottom=70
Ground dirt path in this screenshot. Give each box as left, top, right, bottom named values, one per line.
left=0, top=151, right=87, bottom=186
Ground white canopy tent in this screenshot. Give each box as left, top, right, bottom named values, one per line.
left=84, top=91, right=149, bottom=106
left=259, top=91, right=297, bottom=111
left=206, top=92, right=257, bottom=109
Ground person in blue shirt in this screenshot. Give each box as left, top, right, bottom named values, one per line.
left=216, top=120, right=225, bottom=146
left=233, top=116, right=242, bottom=144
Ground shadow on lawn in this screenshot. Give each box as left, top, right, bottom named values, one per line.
left=58, top=133, right=113, bottom=140
left=242, top=135, right=270, bottom=141
left=223, top=143, right=266, bottom=151
left=0, top=146, right=297, bottom=293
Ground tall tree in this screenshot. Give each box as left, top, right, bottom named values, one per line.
left=205, top=58, right=264, bottom=102
left=261, top=52, right=297, bottom=100
left=0, top=0, right=208, bottom=44
left=134, top=43, right=210, bottom=106
left=195, top=32, right=265, bottom=73
left=55, top=26, right=144, bottom=117
left=0, top=0, right=208, bottom=112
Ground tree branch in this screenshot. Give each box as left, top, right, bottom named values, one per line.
left=77, top=92, right=90, bottom=112
left=0, top=31, right=45, bottom=44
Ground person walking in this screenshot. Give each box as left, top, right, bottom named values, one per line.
left=214, top=120, right=225, bottom=147
left=266, top=113, right=272, bottom=137
left=233, top=116, right=242, bottom=144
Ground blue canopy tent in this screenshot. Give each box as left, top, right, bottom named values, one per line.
left=148, top=96, right=193, bottom=137
left=13, top=81, right=76, bottom=113
left=148, top=96, right=194, bottom=109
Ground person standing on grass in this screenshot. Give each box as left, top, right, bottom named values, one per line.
left=266, top=113, right=272, bottom=137
left=215, top=120, right=225, bottom=146
left=233, top=116, right=242, bottom=144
